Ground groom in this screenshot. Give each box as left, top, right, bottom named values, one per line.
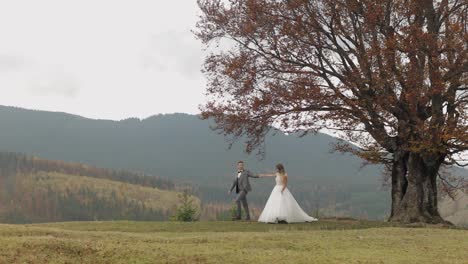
left=228, top=160, right=259, bottom=221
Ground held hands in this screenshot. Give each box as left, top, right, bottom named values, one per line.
left=258, top=173, right=275, bottom=177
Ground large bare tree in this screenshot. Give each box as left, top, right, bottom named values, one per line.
left=195, top=0, right=468, bottom=223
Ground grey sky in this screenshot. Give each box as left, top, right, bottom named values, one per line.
left=0, top=0, right=206, bottom=120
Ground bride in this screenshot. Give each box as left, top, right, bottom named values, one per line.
left=258, top=164, right=318, bottom=223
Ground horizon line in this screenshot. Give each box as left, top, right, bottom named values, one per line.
left=0, top=104, right=201, bottom=122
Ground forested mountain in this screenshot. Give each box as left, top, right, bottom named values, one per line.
left=0, top=152, right=199, bottom=223
left=0, top=152, right=175, bottom=190
left=0, top=105, right=466, bottom=221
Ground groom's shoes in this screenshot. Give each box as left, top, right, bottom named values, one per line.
left=232, top=216, right=241, bottom=221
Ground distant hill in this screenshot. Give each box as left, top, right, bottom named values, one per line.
left=0, top=152, right=199, bottom=223
left=0, top=105, right=466, bottom=221
left=0, top=152, right=176, bottom=191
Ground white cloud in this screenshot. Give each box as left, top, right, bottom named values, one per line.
left=0, top=54, right=30, bottom=71
left=141, top=31, right=204, bottom=79
left=27, top=67, right=80, bottom=98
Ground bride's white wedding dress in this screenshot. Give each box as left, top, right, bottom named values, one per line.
left=258, top=173, right=318, bottom=223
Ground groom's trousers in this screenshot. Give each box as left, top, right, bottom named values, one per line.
left=235, top=190, right=250, bottom=220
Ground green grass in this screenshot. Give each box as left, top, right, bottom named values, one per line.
left=0, top=220, right=466, bottom=264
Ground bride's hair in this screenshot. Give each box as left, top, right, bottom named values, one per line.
left=276, top=163, right=286, bottom=176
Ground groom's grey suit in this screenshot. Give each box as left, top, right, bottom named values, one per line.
left=229, top=170, right=259, bottom=220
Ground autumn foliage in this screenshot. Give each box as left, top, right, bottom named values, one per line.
left=0, top=152, right=178, bottom=223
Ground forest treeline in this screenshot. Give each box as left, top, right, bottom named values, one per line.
left=0, top=152, right=197, bottom=223
left=0, top=152, right=175, bottom=190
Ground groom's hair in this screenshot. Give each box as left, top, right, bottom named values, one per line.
left=237, top=161, right=244, bottom=164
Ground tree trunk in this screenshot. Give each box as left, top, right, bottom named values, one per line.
left=388, top=152, right=448, bottom=224
left=389, top=150, right=408, bottom=219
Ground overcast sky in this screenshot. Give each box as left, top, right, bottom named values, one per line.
left=0, top=0, right=206, bottom=120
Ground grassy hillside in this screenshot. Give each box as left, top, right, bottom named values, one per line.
left=0, top=152, right=200, bottom=223
left=0, top=220, right=466, bottom=263
left=0, top=152, right=176, bottom=191
left=0, top=171, right=200, bottom=223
